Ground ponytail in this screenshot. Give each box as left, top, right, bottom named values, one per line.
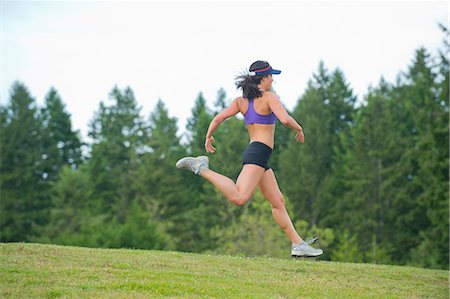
left=235, top=73, right=264, bottom=99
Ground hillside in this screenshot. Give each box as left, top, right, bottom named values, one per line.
left=0, top=243, right=448, bottom=298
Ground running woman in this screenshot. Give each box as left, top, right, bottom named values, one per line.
left=176, top=60, right=323, bottom=257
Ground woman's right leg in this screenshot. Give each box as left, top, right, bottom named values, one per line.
left=200, top=164, right=265, bottom=206
left=258, top=169, right=303, bottom=244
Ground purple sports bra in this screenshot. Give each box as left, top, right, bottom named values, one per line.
left=244, top=98, right=277, bottom=125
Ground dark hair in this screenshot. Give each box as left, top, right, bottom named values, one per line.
left=235, top=73, right=265, bottom=99
left=235, top=60, right=276, bottom=99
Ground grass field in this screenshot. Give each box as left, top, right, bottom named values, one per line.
left=0, top=243, right=448, bottom=298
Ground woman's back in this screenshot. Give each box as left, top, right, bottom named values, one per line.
left=237, top=92, right=276, bottom=148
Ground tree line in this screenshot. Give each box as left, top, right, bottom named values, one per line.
left=1, top=28, right=448, bottom=269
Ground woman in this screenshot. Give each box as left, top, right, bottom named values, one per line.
left=176, top=60, right=323, bottom=257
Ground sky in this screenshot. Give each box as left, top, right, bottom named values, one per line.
left=2, top=1, right=448, bottom=141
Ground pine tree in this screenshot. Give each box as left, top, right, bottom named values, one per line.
left=174, top=93, right=227, bottom=252
left=40, top=87, right=83, bottom=182
left=0, top=82, right=49, bottom=241
left=37, top=165, right=92, bottom=245
left=279, top=74, right=330, bottom=225
left=214, top=88, right=227, bottom=111
left=135, top=99, right=185, bottom=248
left=278, top=63, right=356, bottom=226
left=87, top=86, right=148, bottom=222
left=186, top=92, right=213, bottom=156
left=330, top=80, right=396, bottom=264
left=404, top=45, right=449, bottom=269
left=330, top=230, right=364, bottom=263
left=148, top=99, right=184, bottom=160
left=332, top=43, right=449, bottom=269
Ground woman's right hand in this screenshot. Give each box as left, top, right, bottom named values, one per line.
left=295, top=130, right=304, bottom=143
left=205, top=136, right=216, bottom=153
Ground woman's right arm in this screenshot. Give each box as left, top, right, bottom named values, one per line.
left=268, top=93, right=305, bottom=143
left=205, top=98, right=241, bottom=153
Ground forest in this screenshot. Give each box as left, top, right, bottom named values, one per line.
left=1, top=27, right=448, bottom=270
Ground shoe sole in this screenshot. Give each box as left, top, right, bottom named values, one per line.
left=291, top=251, right=323, bottom=258
left=291, top=254, right=322, bottom=258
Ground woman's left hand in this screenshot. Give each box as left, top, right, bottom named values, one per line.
left=295, top=130, right=304, bottom=143
left=205, top=136, right=216, bottom=153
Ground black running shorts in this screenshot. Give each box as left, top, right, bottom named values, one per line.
left=242, top=141, right=273, bottom=171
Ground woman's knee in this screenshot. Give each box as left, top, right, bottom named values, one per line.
left=231, top=193, right=251, bottom=206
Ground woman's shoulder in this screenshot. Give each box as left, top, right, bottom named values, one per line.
left=233, top=96, right=247, bottom=113
left=262, top=91, right=280, bottom=105
left=234, top=96, right=247, bottom=104
left=263, top=91, right=279, bottom=99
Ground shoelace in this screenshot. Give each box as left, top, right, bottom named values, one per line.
left=305, top=236, right=319, bottom=245
left=182, top=159, right=198, bottom=172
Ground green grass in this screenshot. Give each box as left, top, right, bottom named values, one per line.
left=0, top=243, right=448, bottom=298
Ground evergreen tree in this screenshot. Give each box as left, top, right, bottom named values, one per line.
left=329, top=80, right=397, bottom=264
left=148, top=99, right=184, bottom=160
left=329, top=43, right=449, bottom=269
left=113, top=201, right=169, bottom=249
left=40, top=87, right=83, bottom=182
left=214, top=87, right=227, bottom=111
left=330, top=230, right=364, bottom=263
left=364, top=48, right=449, bottom=268
left=37, top=165, right=91, bottom=245
left=279, top=63, right=356, bottom=226
left=174, top=93, right=226, bottom=252
left=0, top=82, right=49, bottom=241
left=87, top=86, right=148, bottom=222
left=186, top=92, right=213, bottom=156
left=135, top=99, right=185, bottom=248
left=403, top=46, right=449, bottom=269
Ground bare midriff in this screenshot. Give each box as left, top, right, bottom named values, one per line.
left=247, top=123, right=275, bottom=149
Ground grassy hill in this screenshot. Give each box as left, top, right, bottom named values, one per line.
left=0, top=243, right=448, bottom=298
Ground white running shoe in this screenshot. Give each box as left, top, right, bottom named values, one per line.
left=175, top=156, right=209, bottom=175
left=291, top=240, right=323, bottom=258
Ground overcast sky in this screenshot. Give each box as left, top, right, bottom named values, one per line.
left=2, top=1, right=447, bottom=140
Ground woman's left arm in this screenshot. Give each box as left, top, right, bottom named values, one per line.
left=205, top=98, right=240, bottom=153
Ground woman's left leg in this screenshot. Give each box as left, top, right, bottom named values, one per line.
left=258, top=169, right=303, bottom=244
